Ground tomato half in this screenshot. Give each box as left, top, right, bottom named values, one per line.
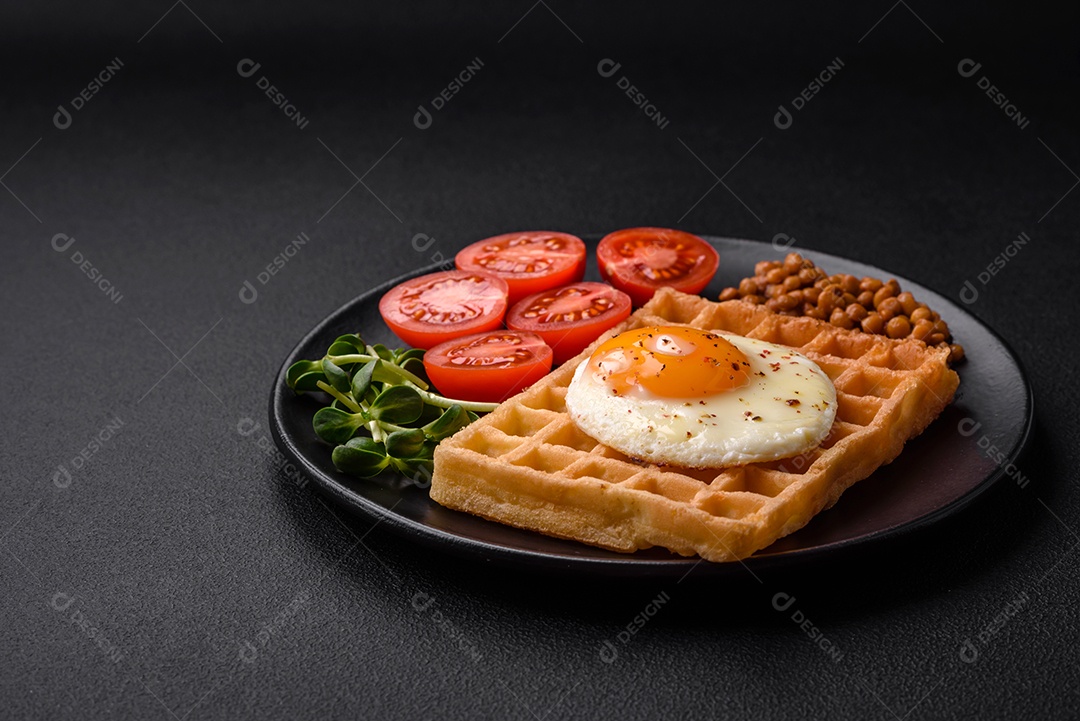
left=379, top=270, right=509, bottom=350
left=596, top=227, right=719, bottom=306
left=423, top=331, right=554, bottom=403
left=455, top=231, right=587, bottom=305
left=506, top=282, right=632, bottom=365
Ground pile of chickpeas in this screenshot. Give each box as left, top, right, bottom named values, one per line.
left=719, top=253, right=964, bottom=363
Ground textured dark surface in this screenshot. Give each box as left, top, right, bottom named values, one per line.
left=2, top=2, right=1078, bottom=719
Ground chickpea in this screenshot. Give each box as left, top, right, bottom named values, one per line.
left=846, top=303, right=868, bottom=322
left=897, top=291, right=918, bottom=316
left=878, top=297, right=903, bottom=320
left=910, top=306, right=932, bottom=323
left=862, top=312, right=885, bottom=334
left=776, top=292, right=800, bottom=311
left=860, top=277, right=883, bottom=293
left=912, top=319, right=934, bottom=341
left=886, top=316, right=912, bottom=338
left=830, top=308, right=854, bottom=329
left=815, top=293, right=834, bottom=315
left=873, top=285, right=894, bottom=308
left=731, top=262, right=960, bottom=363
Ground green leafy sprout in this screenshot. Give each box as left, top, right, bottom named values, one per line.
left=286, top=333, right=497, bottom=480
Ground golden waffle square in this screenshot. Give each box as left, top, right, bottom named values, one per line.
left=430, top=289, right=959, bottom=562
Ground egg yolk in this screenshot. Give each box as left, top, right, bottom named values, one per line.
left=587, top=326, right=751, bottom=399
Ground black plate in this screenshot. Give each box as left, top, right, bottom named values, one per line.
left=270, top=235, right=1033, bottom=577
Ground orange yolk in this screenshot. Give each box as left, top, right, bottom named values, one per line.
left=586, top=326, right=751, bottom=399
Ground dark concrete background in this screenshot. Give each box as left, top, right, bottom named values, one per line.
left=2, top=2, right=1077, bottom=718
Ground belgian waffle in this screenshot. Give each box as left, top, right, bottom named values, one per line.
left=430, top=288, right=959, bottom=562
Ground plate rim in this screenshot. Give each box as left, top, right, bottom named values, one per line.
left=269, top=235, right=1035, bottom=577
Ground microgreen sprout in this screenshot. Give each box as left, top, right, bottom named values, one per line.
left=286, top=332, right=496, bottom=479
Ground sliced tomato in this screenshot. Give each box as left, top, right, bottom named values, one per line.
left=596, top=227, right=719, bottom=306
left=423, top=330, right=553, bottom=403
left=506, top=282, right=632, bottom=365
left=455, top=231, right=587, bottom=305
left=379, top=270, right=509, bottom=350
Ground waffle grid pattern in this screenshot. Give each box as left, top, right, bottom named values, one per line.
left=431, top=289, right=959, bottom=561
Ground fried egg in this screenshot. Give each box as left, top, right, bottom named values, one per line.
left=564, top=326, right=837, bottom=468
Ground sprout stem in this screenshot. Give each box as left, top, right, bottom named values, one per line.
left=325, top=353, right=378, bottom=365
left=368, top=420, right=385, bottom=442
left=316, top=380, right=362, bottom=414
left=378, top=421, right=410, bottom=433
left=406, top=382, right=498, bottom=413
left=326, top=354, right=430, bottom=390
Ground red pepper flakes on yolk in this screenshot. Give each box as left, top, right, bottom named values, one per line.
left=586, top=326, right=751, bottom=399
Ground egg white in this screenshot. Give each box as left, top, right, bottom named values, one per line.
left=564, top=333, right=837, bottom=468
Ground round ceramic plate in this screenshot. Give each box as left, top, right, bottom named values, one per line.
left=270, top=235, right=1033, bottom=577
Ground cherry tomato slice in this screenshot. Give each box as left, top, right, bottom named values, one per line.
left=505, top=282, right=632, bottom=365
left=379, top=270, right=509, bottom=350
left=455, top=231, right=587, bottom=306
left=423, top=330, right=553, bottom=403
left=596, top=227, right=719, bottom=306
